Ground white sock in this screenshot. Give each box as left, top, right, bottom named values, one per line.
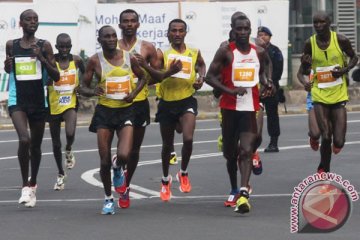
left=180, top=169, right=187, bottom=174
left=105, top=194, right=113, bottom=200
left=240, top=187, right=248, bottom=193
left=162, top=176, right=170, bottom=182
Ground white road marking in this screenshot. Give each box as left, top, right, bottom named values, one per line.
left=81, top=140, right=360, bottom=199
left=0, top=140, right=218, bottom=161
left=81, top=168, right=148, bottom=199
left=2, top=136, right=360, bottom=202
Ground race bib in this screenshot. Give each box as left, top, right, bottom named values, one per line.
left=58, top=95, right=72, bottom=106
left=167, top=54, right=192, bottom=79
left=316, top=65, right=342, bottom=88
left=105, top=75, right=131, bottom=100
left=15, top=56, right=42, bottom=81
left=54, top=69, right=76, bottom=92
left=232, top=62, right=259, bottom=87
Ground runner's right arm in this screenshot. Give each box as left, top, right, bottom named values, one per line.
left=78, top=55, right=103, bottom=97
left=297, top=40, right=312, bottom=92
left=4, top=40, right=14, bottom=74
left=206, top=46, right=247, bottom=96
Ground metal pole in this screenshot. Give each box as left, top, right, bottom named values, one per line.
left=319, top=0, right=326, bottom=11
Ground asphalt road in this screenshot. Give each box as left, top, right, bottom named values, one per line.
left=0, top=113, right=359, bottom=240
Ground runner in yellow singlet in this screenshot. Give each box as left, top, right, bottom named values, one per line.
left=154, top=19, right=206, bottom=202
left=47, top=33, right=85, bottom=191
left=297, top=11, right=358, bottom=173
left=80, top=25, right=145, bottom=215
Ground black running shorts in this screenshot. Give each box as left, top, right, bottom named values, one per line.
left=89, top=104, right=134, bottom=133
left=155, top=96, right=198, bottom=125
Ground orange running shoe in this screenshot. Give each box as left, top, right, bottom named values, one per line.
left=176, top=171, right=192, bottom=193
left=160, top=176, right=172, bottom=201
left=309, top=137, right=319, bottom=151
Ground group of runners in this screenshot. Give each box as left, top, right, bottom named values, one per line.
left=3, top=8, right=358, bottom=215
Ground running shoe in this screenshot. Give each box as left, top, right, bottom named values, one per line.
left=234, top=190, right=250, bottom=214
left=112, top=155, right=127, bottom=194
left=224, top=190, right=240, bottom=207
left=252, top=151, right=262, bottom=175
left=176, top=171, right=192, bottom=193
left=25, top=185, right=37, bottom=208
left=169, top=152, right=178, bottom=165
left=160, top=176, right=172, bottom=201
left=54, top=174, right=66, bottom=191
left=332, top=145, right=342, bottom=154
left=101, top=199, right=115, bottom=215
left=264, top=144, right=279, bottom=153
left=65, top=150, right=76, bottom=169
left=19, top=186, right=31, bottom=205
left=118, top=187, right=130, bottom=209
left=309, top=137, right=319, bottom=151
left=317, top=168, right=325, bottom=174
left=217, top=135, right=223, bottom=152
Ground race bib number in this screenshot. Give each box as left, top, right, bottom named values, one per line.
left=15, top=57, right=42, bottom=81
left=105, top=75, right=131, bottom=100
left=58, top=95, right=72, bottom=105
left=167, top=54, right=192, bottom=79
left=316, top=65, right=342, bottom=88
left=232, top=62, right=258, bottom=87
left=54, top=69, right=77, bottom=92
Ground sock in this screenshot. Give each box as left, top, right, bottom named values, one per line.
left=105, top=195, right=114, bottom=200
left=231, top=188, right=240, bottom=194
left=240, top=187, right=249, bottom=198
left=162, top=176, right=170, bottom=182
left=180, top=169, right=187, bottom=175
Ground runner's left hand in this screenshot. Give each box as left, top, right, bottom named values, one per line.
left=331, top=66, right=347, bottom=79
left=123, top=92, right=135, bottom=103
left=31, top=44, right=46, bottom=62
left=193, top=76, right=204, bottom=90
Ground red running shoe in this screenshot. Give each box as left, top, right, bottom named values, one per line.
left=309, top=137, right=319, bottom=151
left=118, top=187, right=130, bottom=208
left=224, top=191, right=240, bottom=207
left=332, top=145, right=342, bottom=154
left=252, top=151, right=262, bottom=175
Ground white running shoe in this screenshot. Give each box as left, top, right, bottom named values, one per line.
left=24, top=186, right=37, bottom=208
left=54, top=174, right=66, bottom=191
left=65, top=150, right=76, bottom=169
left=19, top=186, right=32, bottom=205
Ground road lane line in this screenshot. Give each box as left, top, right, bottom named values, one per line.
left=81, top=168, right=147, bottom=199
